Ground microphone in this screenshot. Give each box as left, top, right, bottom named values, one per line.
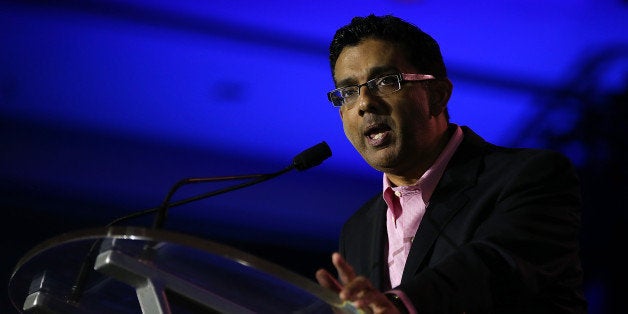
left=292, top=140, right=333, bottom=171
left=68, top=141, right=331, bottom=303
left=151, top=141, right=332, bottom=229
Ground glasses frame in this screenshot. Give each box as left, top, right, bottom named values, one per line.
left=327, top=73, right=435, bottom=108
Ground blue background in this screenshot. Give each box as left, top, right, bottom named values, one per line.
left=2, top=0, right=627, bottom=312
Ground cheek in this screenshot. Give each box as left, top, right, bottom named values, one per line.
left=401, top=90, right=431, bottom=119
left=341, top=117, right=355, bottom=138
left=340, top=112, right=361, bottom=144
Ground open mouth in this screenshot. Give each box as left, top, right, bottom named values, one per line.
left=364, top=123, right=391, bottom=145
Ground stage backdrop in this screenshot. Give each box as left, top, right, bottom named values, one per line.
left=2, top=1, right=627, bottom=313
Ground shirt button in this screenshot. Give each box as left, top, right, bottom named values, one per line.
left=394, top=191, right=402, bottom=197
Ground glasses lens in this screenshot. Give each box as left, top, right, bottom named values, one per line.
left=328, top=90, right=344, bottom=107
left=375, top=75, right=402, bottom=95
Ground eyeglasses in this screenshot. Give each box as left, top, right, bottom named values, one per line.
left=327, top=73, right=435, bottom=108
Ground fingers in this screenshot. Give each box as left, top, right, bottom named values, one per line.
left=339, top=276, right=373, bottom=302
left=318, top=253, right=397, bottom=313
left=341, top=277, right=396, bottom=313
left=315, top=268, right=343, bottom=292
left=316, top=252, right=353, bottom=292
left=332, top=252, right=356, bottom=285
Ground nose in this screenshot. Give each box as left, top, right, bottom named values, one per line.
left=356, top=85, right=383, bottom=115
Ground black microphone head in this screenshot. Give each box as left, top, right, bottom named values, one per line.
left=292, top=141, right=332, bottom=171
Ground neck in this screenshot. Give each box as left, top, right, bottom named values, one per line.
left=385, top=124, right=454, bottom=187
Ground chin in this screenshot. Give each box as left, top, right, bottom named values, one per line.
left=365, top=155, right=398, bottom=172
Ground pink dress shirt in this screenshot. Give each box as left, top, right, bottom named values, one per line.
left=383, top=125, right=463, bottom=312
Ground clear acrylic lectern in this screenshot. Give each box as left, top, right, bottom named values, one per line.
left=8, top=226, right=359, bottom=313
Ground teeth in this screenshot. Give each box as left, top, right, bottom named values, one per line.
left=372, top=133, right=383, bottom=140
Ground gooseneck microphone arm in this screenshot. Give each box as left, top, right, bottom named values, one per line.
left=152, top=140, right=332, bottom=229
left=151, top=167, right=292, bottom=229
left=68, top=141, right=332, bottom=303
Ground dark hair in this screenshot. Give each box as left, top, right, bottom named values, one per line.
left=329, top=14, right=447, bottom=79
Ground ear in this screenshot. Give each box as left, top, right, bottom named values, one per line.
left=428, top=79, right=453, bottom=116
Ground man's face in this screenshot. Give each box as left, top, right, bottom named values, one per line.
left=334, top=38, right=448, bottom=178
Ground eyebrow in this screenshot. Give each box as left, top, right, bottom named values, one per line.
left=335, top=66, right=399, bottom=87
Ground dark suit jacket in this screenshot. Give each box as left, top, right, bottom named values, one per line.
left=338, top=126, right=587, bottom=313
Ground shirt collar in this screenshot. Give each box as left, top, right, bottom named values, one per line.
left=383, top=124, right=464, bottom=203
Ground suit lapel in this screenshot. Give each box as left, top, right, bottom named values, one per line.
left=401, top=127, right=487, bottom=283
left=364, top=196, right=389, bottom=290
